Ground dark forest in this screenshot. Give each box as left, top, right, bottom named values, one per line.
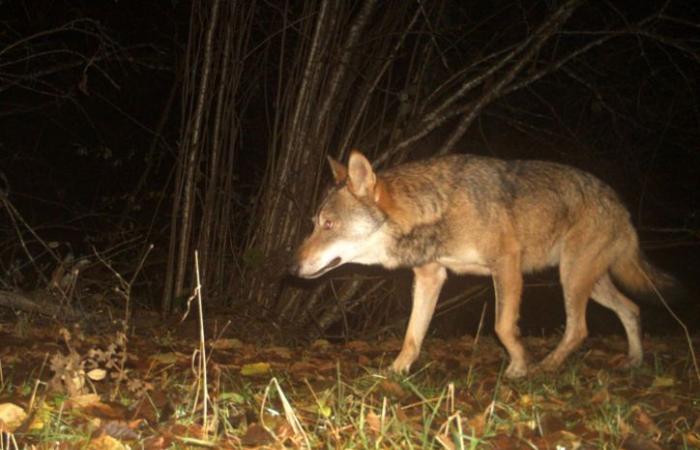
left=1, top=1, right=699, bottom=447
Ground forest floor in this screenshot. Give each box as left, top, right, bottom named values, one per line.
left=0, top=312, right=698, bottom=449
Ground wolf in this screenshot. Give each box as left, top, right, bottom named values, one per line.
left=290, top=150, right=675, bottom=378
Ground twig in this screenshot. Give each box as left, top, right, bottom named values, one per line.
left=194, top=250, right=210, bottom=437
left=92, top=243, right=153, bottom=325
left=0, top=290, right=78, bottom=319
left=466, top=301, right=489, bottom=388
left=261, top=378, right=310, bottom=449
left=1, top=192, right=60, bottom=285
left=637, top=262, right=700, bottom=382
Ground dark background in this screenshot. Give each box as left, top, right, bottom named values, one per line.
left=1, top=0, right=698, bottom=340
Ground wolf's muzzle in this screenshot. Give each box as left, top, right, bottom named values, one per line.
left=288, top=261, right=301, bottom=276
left=290, top=256, right=341, bottom=279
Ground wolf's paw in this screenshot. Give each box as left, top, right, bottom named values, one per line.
left=534, top=355, right=562, bottom=374
left=610, top=354, right=643, bottom=370
left=390, top=353, right=416, bottom=374
left=504, top=360, right=529, bottom=379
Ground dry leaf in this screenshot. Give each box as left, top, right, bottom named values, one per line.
left=357, top=354, right=371, bottom=366
left=28, top=402, right=53, bottom=431
left=311, top=339, right=331, bottom=349
left=149, top=353, right=184, bottom=365
left=366, top=410, right=381, bottom=435
left=620, top=434, right=664, bottom=450
left=289, top=360, right=318, bottom=375
left=466, top=411, right=486, bottom=436
left=210, top=338, right=243, bottom=350
left=345, top=340, right=370, bottom=352
left=87, top=434, right=127, bottom=450
left=66, top=393, right=102, bottom=408
left=538, top=413, right=566, bottom=436
left=100, top=420, right=140, bottom=440
left=240, top=362, right=271, bottom=376
left=590, top=387, right=610, bottom=404
left=685, top=431, right=700, bottom=447
left=241, top=423, right=274, bottom=446
left=88, top=368, right=107, bottom=381
left=378, top=380, right=406, bottom=399
left=519, top=394, right=533, bottom=407
left=267, top=346, right=293, bottom=359
left=0, top=403, right=27, bottom=432
left=632, top=406, right=661, bottom=438
left=651, top=376, right=675, bottom=388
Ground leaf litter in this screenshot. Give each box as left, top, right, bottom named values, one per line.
left=0, top=313, right=697, bottom=449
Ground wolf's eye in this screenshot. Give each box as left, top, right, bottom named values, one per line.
left=322, top=219, right=334, bottom=230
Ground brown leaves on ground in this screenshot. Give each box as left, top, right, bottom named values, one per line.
left=0, top=313, right=697, bottom=448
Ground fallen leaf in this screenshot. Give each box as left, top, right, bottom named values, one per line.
left=535, top=430, right=581, bottom=450
left=651, top=376, right=675, bottom=388
left=65, top=393, right=102, bottom=409
left=519, top=394, right=533, bottom=407
left=620, top=434, right=664, bottom=450
left=241, top=423, right=274, bottom=446
left=289, top=360, right=318, bottom=375
left=489, top=434, right=523, bottom=449
left=100, top=420, right=140, bottom=440
left=346, top=340, right=370, bottom=352
left=378, top=380, right=406, bottom=399
left=219, top=391, right=246, bottom=404
left=358, top=354, right=371, bottom=366
left=28, top=401, right=52, bottom=431
left=149, top=352, right=184, bottom=365
left=88, top=368, right=107, bottom=381
left=267, top=346, right=293, bottom=359
left=84, top=401, right=129, bottom=420
left=87, top=434, right=127, bottom=450
left=210, top=338, right=243, bottom=350
left=141, top=434, right=171, bottom=450
left=0, top=403, right=27, bottom=432
left=538, top=413, right=566, bottom=436
left=590, top=387, right=610, bottom=404
left=317, top=401, right=332, bottom=418
left=466, top=411, right=486, bottom=436
left=311, top=339, right=331, bottom=349
left=366, top=410, right=381, bottom=435
left=685, top=431, right=700, bottom=447
left=632, top=405, right=661, bottom=437
left=240, top=362, right=271, bottom=376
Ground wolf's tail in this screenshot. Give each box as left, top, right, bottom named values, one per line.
left=609, top=236, right=679, bottom=303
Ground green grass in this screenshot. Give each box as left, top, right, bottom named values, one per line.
left=0, top=317, right=698, bottom=449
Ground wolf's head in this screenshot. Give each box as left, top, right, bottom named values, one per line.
left=290, top=151, right=389, bottom=279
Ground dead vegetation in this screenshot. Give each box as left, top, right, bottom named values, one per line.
left=0, top=314, right=699, bottom=448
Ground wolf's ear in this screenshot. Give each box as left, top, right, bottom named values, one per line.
left=347, top=150, right=376, bottom=197
left=327, top=156, right=347, bottom=184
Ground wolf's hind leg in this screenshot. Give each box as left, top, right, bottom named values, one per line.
left=591, top=273, right=643, bottom=367
left=538, top=241, right=605, bottom=372
left=391, top=263, right=447, bottom=373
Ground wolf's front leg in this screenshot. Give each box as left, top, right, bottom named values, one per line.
left=492, top=252, right=529, bottom=378
left=391, top=263, right=447, bottom=373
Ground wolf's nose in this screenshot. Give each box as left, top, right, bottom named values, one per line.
left=288, top=261, right=299, bottom=276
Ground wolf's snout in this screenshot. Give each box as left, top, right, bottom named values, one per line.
left=288, top=261, right=300, bottom=276
left=290, top=255, right=343, bottom=279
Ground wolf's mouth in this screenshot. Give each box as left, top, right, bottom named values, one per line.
left=309, top=256, right=342, bottom=278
